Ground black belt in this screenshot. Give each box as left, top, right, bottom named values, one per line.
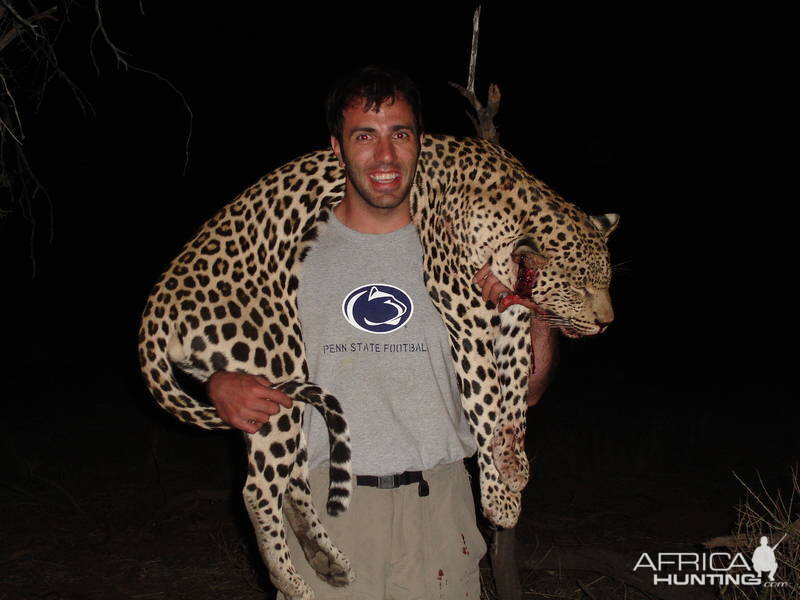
left=356, top=471, right=430, bottom=497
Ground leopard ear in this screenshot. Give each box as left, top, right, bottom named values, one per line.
left=590, top=213, right=620, bottom=238
left=512, top=239, right=549, bottom=268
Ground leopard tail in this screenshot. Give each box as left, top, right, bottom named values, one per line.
left=275, top=380, right=353, bottom=515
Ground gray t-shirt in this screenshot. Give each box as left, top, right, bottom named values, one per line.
left=297, top=212, right=476, bottom=476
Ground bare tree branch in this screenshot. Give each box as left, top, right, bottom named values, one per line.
left=1, top=1, right=192, bottom=275
left=466, top=5, right=480, bottom=95
left=89, top=0, right=131, bottom=75
left=0, top=4, right=56, bottom=53
left=0, top=0, right=46, bottom=40
left=448, top=5, right=501, bottom=144
left=130, top=64, right=194, bottom=174
left=702, top=469, right=800, bottom=599
left=0, top=71, right=24, bottom=143
left=1, top=0, right=89, bottom=265
left=88, top=0, right=193, bottom=172
left=703, top=518, right=800, bottom=550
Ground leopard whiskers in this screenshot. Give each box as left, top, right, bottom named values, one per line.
left=534, top=314, right=572, bottom=328
left=611, top=259, right=632, bottom=274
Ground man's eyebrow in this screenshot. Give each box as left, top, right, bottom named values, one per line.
left=348, top=124, right=415, bottom=135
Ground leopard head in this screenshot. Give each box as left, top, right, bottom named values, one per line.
left=510, top=212, right=619, bottom=338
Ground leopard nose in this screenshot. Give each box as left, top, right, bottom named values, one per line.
left=595, top=318, right=613, bottom=333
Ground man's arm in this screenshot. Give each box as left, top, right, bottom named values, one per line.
left=212, top=262, right=555, bottom=433
left=526, top=319, right=557, bottom=406
left=473, top=264, right=557, bottom=406
left=206, top=372, right=292, bottom=433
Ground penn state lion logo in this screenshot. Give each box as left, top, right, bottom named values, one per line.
left=342, top=284, right=414, bottom=334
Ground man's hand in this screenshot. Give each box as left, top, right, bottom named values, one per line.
left=472, top=262, right=537, bottom=312
left=206, top=371, right=292, bottom=434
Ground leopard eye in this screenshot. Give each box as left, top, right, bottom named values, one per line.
left=570, top=284, right=589, bottom=296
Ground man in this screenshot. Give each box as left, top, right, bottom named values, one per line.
left=207, top=66, right=555, bottom=599
left=752, top=536, right=779, bottom=582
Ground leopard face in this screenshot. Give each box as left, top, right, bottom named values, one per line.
left=510, top=211, right=618, bottom=338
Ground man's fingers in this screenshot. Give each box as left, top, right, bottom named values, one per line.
left=473, top=263, right=509, bottom=302
left=239, top=401, right=289, bottom=432
left=236, top=417, right=263, bottom=434
left=484, top=278, right=507, bottom=305
left=252, top=376, right=292, bottom=408
left=208, top=372, right=295, bottom=434
left=473, top=262, right=542, bottom=313
left=252, top=387, right=292, bottom=409
left=253, top=375, right=275, bottom=388
left=476, top=270, right=499, bottom=300
left=267, top=388, right=293, bottom=409
left=240, top=397, right=287, bottom=426
left=473, top=263, right=492, bottom=284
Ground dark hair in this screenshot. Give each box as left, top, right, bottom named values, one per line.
left=325, top=65, right=424, bottom=141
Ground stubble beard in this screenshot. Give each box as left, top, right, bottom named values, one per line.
left=342, top=157, right=418, bottom=212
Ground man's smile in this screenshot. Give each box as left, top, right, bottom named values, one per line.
left=368, top=170, right=402, bottom=186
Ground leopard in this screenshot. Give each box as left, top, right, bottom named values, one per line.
left=138, top=133, right=617, bottom=600
left=411, top=135, right=618, bottom=529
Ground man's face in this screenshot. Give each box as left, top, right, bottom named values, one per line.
left=331, top=96, right=421, bottom=212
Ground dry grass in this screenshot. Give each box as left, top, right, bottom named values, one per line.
left=718, top=467, right=800, bottom=599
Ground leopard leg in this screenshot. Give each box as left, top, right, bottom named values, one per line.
left=244, top=381, right=353, bottom=598
left=433, top=272, right=527, bottom=528
left=445, top=312, right=524, bottom=529
left=490, top=303, right=532, bottom=493
left=243, top=405, right=314, bottom=600
left=446, top=302, right=527, bottom=528
left=475, top=429, right=523, bottom=528
left=284, top=436, right=353, bottom=587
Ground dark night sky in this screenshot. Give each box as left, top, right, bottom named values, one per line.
left=2, top=3, right=795, bottom=437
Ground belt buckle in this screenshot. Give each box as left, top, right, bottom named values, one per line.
left=377, top=474, right=396, bottom=489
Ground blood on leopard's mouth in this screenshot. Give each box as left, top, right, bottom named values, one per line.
left=498, top=255, right=541, bottom=311
left=513, top=262, right=536, bottom=299
left=503, top=256, right=590, bottom=339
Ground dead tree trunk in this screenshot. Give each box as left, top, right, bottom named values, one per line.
left=490, top=527, right=521, bottom=600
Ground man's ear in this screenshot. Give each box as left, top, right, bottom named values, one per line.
left=330, top=136, right=344, bottom=167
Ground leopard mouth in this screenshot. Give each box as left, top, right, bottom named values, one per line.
left=510, top=261, right=583, bottom=339
left=558, top=325, right=582, bottom=339
left=498, top=258, right=539, bottom=312
left=499, top=260, right=542, bottom=310
left=497, top=264, right=536, bottom=311
left=513, top=262, right=536, bottom=299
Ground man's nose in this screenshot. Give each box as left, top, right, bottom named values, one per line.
left=375, top=136, right=397, bottom=163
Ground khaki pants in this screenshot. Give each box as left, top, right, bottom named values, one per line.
left=279, top=460, right=486, bottom=600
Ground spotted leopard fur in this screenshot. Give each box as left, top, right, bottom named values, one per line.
left=138, top=133, right=617, bottom=599
left=412, top=135, right=617, bottom=528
